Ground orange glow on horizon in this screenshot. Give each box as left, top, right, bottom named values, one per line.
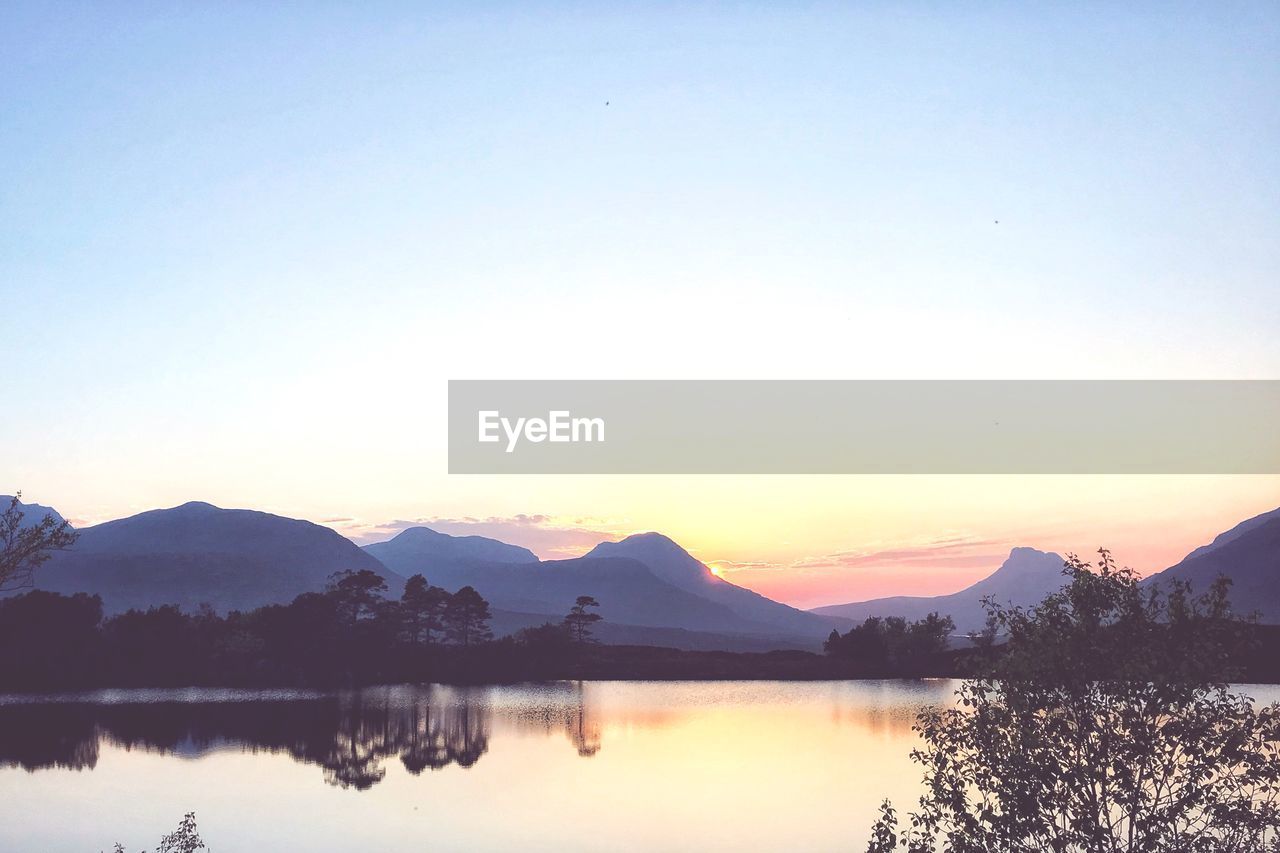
left=30, top=475, right=1280, bottom=612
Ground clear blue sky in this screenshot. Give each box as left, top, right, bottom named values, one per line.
left=2, top=3, right=1278, bottom=603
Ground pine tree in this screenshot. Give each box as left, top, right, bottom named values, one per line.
left=564, top=595, right=603, bottom=643
left=444, top=586, right=493, bottom=647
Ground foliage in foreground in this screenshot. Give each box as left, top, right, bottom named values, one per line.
left=0, top=493, right=76, bottom=592
left=109, top=811, right=205, bottom=853
left=867, top=551, right=1280, bottom=852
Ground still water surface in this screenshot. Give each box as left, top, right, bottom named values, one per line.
left=2, top=680, right=1275, bottom=851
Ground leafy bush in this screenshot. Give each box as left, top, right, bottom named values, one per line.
left=867, top=551, right=1280, bottom=852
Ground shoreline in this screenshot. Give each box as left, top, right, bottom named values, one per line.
left=5, top=637, right=1280, bottom=694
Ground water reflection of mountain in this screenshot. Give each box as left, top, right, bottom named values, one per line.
left=0, top=684, right=614, bottom=790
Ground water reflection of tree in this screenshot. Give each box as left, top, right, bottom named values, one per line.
left=394, top=689, right=491, bottom=773
left=0, top=704, right=101, bottom=771
left=565, top=682, right=601, bottom=757
left=829, top=700, right=922, bottom=737
left=0, top=681, right=640, bottom=790
left=315, top=697, right=396, bottom=790
left=398, top=700, right=450, bottom=774
left=297, top=689, right=493, bottom=788
left=504, top=682, right=603, bottom=757
left=0, top=687, right=495, bottom=790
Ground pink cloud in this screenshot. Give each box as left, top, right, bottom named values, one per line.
left=783, top=534, right=1011, bottom=573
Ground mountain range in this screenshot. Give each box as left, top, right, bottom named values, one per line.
left=810, top=547, right=1068, bottom=633
left=810, top=506, right=1280, bottom=631
left=5, top=496, right=1278, bottom=648
left=5, top=498, right=845, bottom=648
left=1140, top=507, right=1280, bottom=623
left=17, top=500, right=398, bottom=614
left=365, top=525, right=844, bottom=641
left=8, top=498, right=65, bottom=527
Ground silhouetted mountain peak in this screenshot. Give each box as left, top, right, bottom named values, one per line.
left=171, top=500, right=219, bottom=513
left=386, top=526, right=447, bottom=542
left=587, top=533, right=709, bottom=580
left=28, top=501, right=398, bottom=614
left=594, top=532, right=687, bottom=554
left=1, top=496, right=67, bottom=529
left=584, top=532, right=838, bottom=637
left=619, top=531, right=680, bottom=546
left=986, top=547, right=1064, bottom=577
left=810, top=546, right=1067, bottom=633
left=364, top=526, right=538, bottom=572
left=1181, top=507, right=1280, bottom=563
left=1143, top=509, right=1280, bottom=623
left=965, top=547, right=1065, bottom=599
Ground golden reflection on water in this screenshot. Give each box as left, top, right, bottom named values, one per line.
left=0, top=680, right=958, bottom=852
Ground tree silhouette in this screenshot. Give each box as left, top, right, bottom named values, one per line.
left=326, top=569, right=388, bottom=625
left=564, top=595, right=603, bottom=643
left=400, top=574, right=448, bottom=645
left=824, top=612, right=953, bottom=673
left=0, top=590, right=102, bottom=688
left=867, top=551, right=1280, bottom=852
left=444, top=586, right=492, bottom=647
left=0, top=492, right=77, bottom=592
left=515, top=621, right=574, bottom=650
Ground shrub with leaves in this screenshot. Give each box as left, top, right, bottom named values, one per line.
left=108, top=812, right=206, bottom=853
left=868, top=551, right=1280, bottom=853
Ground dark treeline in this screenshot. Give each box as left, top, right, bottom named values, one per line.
left=4, top=566, right=1280, bottom=690
left=0, top=570, right=611, bottom=690
left=0, top=570, right=969, bottom=689
left=822, top=612, right=955, bottom=675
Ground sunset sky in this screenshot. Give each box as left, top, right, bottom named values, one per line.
left=3, top=4, right=1278, bottom=609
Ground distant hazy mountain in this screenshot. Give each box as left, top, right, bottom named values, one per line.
left=1, top=495, right=67, bottom=528
left=366, top=527, right=835, bottom=639
left=1175, top=507, right=1280, bottom=564
left=809, top=547, right=1068, bottom=633
left=13, top=495, right=1278, bottom=644
left=587, top=533, right=844, bottom=637
left=487, top=608, right=817, bottom=652
left=1142, top=508, right=1280, bottom=623
left=364, top=526, right=538, bottom=579
left=32, top=501, right=400, bottom=614
left=396, top=553, right=800, bottom=636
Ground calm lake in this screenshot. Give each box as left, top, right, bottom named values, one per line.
left=2, top=680, right=1278, bottom=851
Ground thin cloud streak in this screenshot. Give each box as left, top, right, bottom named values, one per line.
left=734, top=534, right=1015, bottom=576
left=716, top=533, right=1024, bottom=609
